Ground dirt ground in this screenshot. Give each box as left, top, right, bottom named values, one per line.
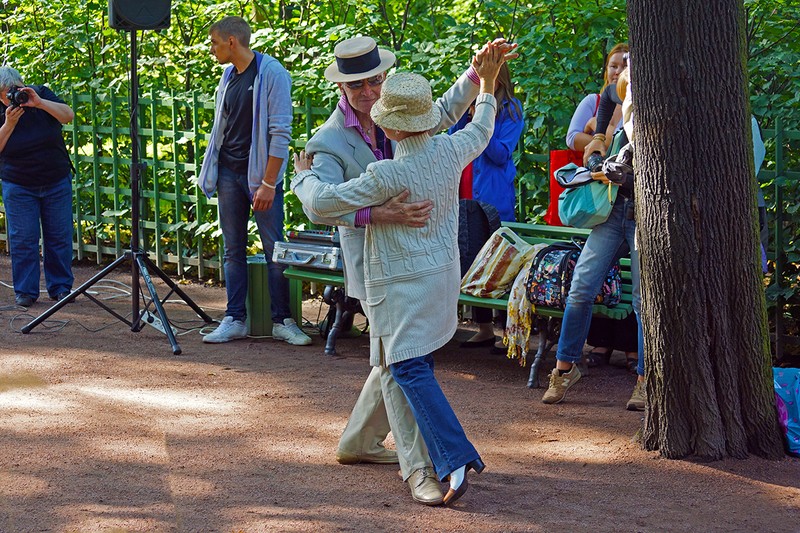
left=0, top=258, right=798, bottom=533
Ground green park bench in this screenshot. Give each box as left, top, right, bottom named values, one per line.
left=284, top=221, right=635, bottom=389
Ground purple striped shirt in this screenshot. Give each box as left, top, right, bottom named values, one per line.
left=338, top=94, right=391, bottom=226
left=337, top=94, right=393, bottom=161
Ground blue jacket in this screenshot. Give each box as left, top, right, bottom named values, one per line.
left=449, top=98, right=524, bottom=221
left=198, top=52, right=292, bottom=199
left=752, top=115, right=766, bottom=207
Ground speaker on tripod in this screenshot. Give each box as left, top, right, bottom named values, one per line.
left=22, top=0, right=214, bottom=354
left=109, top=0, right=171, bottom=30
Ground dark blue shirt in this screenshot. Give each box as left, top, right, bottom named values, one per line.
left=0, top=85, right=72, bottom=187
left=219, top=56, right=257, bottom=175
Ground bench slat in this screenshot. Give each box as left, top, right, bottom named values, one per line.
left=285, top=265, right=634, bottom=322
left=284, top=223, right=637, bottom=326
left=284, top=268, right=346, bottom=285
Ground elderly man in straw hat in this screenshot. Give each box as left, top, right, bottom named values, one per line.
left=293, top=35, right=514, bottom=505
left=294, top=42, right=515, bottom=506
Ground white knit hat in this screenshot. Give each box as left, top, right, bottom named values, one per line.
left=324, top=36, right=396, bottom=83
left=369, top=72, right=441, bottom=133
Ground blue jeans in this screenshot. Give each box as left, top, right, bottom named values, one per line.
left=1, top=175, right=74, bottom=300
left=389, top=355, right=481, bottom=480
left=555, top=196, right=645, bottom=376
left=216, top=166, right=290, bottom=323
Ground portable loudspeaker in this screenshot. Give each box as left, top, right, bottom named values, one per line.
left=108, top=0, right=171, bottom=30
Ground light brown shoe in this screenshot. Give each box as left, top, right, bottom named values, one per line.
left=626, top=380, right=646, bottom=411
left=335, top=448, right=399, bottom=465
left=407, top=467, right=444, bottom=506
left=541, top=365, right=581, bottom=404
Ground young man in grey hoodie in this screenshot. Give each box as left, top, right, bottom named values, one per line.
left=198, top=16, right=311, bottom=346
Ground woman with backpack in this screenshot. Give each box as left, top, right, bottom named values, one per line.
left=566, top=44, right=640, bottom=374
left=542, top=64, right=647, bottom=411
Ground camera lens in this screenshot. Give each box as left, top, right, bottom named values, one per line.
left=587, top=152, right=604, bottom=172
left=7, top=87, right=28, bottom=107
left=14, top=89, right=29, bottom=105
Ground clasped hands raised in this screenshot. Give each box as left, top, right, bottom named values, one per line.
left=472, top=38, right=519, bottom=81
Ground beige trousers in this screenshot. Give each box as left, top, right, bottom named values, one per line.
left=337, top=365, right=431, bottom=480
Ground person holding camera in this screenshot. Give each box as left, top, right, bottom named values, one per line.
left=0, top=66, right=76, bottom=308
left=566, top=44, right=640, bottom=373
left=542, top=65, right=647, bottom=411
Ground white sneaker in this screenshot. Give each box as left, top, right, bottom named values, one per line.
left=273, top=318, right=312, bottom=346
left=203, top=316, right=248, bottom=343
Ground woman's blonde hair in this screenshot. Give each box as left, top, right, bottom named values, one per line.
left=616, top=67, right=630, bottom=102
left=601, top=43, right=629, bottom=92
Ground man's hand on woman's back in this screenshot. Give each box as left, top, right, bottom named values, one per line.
left=372, top=189, right=434, bottom=228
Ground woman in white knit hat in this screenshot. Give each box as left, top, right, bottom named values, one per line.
left=293, top=41, right=516, bottom=505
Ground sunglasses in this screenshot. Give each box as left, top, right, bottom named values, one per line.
left=344, top=75, right=385, bottom=90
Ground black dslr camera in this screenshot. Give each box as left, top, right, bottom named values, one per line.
left=586, top=151, right=604, bottom=172
left=6, top=86, right=29, bottom=108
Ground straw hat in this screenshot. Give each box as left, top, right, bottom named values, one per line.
left=369, top=72, right=441, bottom=133
left=324, top=36, right=396, bottom=83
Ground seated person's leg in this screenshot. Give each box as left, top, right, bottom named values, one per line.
left=462, top=307, right=495, bottom=346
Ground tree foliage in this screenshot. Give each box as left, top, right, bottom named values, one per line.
left=2, top=1, right=795, bottom=131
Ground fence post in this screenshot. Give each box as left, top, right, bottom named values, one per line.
left=147, top=89, right=162, bottom=268
left=110, top=89, right=123, bottom=258
left=171, top=89, right=185, bottom=277
left=191, top=90, right=206, bottom=279
left=70, top=89, right=84, bottom=262
left=774, top=117, right=785, bottom=361
left=90, top=88, right=103, bottom=264
left=305, top=96, right=313, bottom=140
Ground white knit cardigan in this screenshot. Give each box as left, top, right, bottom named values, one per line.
left=292, top=93, right=497, bottom=366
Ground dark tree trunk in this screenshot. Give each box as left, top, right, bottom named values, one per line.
left=627, top=0, right=784, bottom=459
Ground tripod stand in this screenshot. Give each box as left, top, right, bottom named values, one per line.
left=22, top=29, right=213, bottom=354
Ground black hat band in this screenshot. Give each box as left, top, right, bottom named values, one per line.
left=336, top=46, right=381, bottom=75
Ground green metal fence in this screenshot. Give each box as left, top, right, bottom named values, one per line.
left=759, top=119, right=800, bottom=359
left=64, top=89, right=218, bottom=278
left=0, top=93, right=796, bottom=342
left=0, top=90, right=328, bottom=281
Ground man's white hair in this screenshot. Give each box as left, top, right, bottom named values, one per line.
left=0, top=66, right=23, bottom=91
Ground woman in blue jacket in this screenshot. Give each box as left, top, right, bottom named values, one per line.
left=450, top=63, right=524, bottom=347
left=449, top=63, right=524, bottom=222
